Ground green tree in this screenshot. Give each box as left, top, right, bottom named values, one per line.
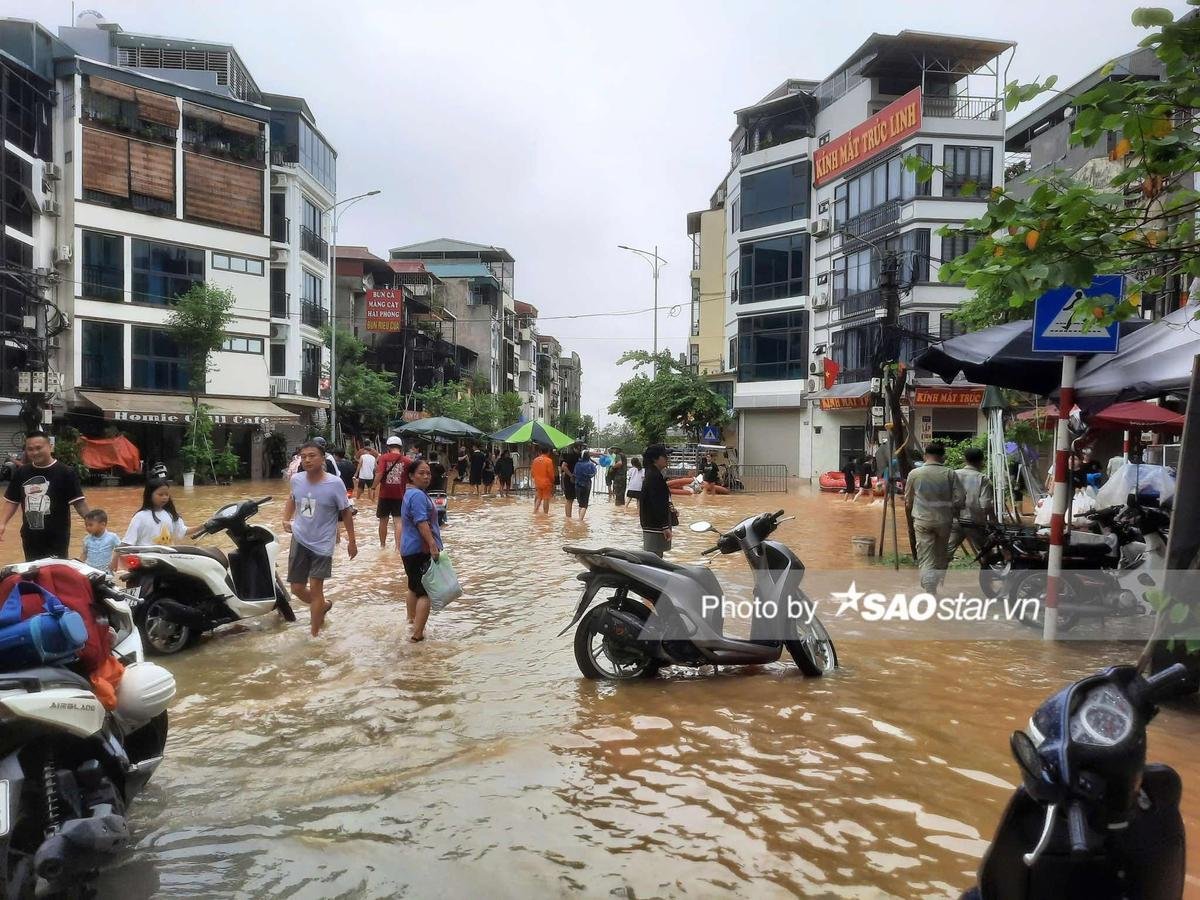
left=594, top=417, right=639, bottom=449
left=608, top=351, right=728, bottom=445
left=410, top=381, right=523, bottom=435
left=166, top=283, right=236, bottom=470
left=324, top=326, right=399, bottom=439
left=554, top=410, right=595, bottom=441
left=918, top=6, right=1200, bottom=330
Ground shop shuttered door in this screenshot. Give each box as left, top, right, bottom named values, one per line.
left=742, top=410, right=803, bottom=476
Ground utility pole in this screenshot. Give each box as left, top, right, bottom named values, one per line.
left=617, top=244, right=667, bottom=372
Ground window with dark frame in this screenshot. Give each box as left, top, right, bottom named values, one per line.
left=738, top=233, right=808, bottom=303
left=131, top=239, right=204, bottom=305
left=740, top=161, right=811, bottom=231
left=81, top=320, right=123, bottom=389
left=221, top=336, right=265, bottom=354
left=832, top=145, right=931, bottom=226
left=943, top=146, right=993, bottom=197
left=132, top=326, right=191, bottom=392
left=942, top=230, right=980, bottom=263
left=212, top=252, right=265, bottom=276
left=269, top=343, right=286, bottom=376
left=736, top=310, right=809, bottom=382
left=82, top=230, right=124, bottom=302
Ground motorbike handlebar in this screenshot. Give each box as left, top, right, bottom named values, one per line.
left=1132, top=663, right=1193, bottom=708
left=255, top=496, right=273, bottom=505
left=702, top=545, right=721, bottom=556
left=1067, top=802, right=1089, bottom=857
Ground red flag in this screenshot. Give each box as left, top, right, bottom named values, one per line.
left=823, top=357, right=840, bottom=390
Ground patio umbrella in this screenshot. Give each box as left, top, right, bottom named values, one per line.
left=1016, top=401, right=1183, bottom=430
left=1067, top=302, right=1200, bottom=408
left=396, top=416, right=484, bottom=441
left=491, top=419, right=575, bottom=449
left=915, top=317, right=1151, bottom=396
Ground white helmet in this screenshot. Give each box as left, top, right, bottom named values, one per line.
left=115, top=662, right=176, bottom=727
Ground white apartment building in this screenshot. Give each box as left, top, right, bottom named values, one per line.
left=46, top=17, right=326, bottom=476
left=720, top=31, right=1010, bottom=477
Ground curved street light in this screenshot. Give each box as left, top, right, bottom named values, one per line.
left=618, top=244, right=667, bottom=368
left=324, top=189, right=381, bottom=438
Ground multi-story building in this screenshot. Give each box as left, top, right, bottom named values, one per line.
left=559, top=351, right=582, bottom=421
left=537, top=334, right=562, bottom=422
left=335, top=246, right=476, bottom=411
left=710, top=30, right=1010, bottom=478
left=261, top=92, right=336, bottom=441
left=389, top=239, right=515, bottom=394
left=686, top=183, right=736, bottom=445
left=0, top=20, right=60, bottom=444
left=1006, top=38, right=1188, bottom=320
left=513, top=300, right=541, bottom=421
left=49, top=16, right=309, bottom=477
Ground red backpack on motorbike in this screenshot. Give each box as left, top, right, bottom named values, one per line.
left=0, top=565, right=112, bottom=672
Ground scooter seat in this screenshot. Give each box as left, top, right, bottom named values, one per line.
left=1067, top=531, right=1119, bottom=556
left=168, top=545, right=229, bottom=567
left=0, top=666, right=92, bottom=691
left=566, top=546, right=692, bottom=573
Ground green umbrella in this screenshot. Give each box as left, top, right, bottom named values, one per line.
left=396, top=416, right=485, bottom=441
left=491, top=419, right=576, bottom=450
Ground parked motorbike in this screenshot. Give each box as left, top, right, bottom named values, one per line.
left=560, top=509, right=837, bottom=680
left=964, top=662, right=1190, bottom=899
left=1002, top=496, right=1169, bottom=632
left=428, top=490, right=449, bottom=526
left=120, top=497, right=295, bottom=654
left=0, top=559, right=174, bottom=899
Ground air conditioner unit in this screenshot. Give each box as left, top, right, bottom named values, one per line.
left=270, top=247, right=289, bottom=264
left=52, top=244, right=72, bottom=267
left=809, top=361, right=821, bottom=376
left=811, top=291, right=829, bottom=309
left=269, top=323, right=287, bottom=340
left=810, top=217, right=831, bottom=237
left=41, top=162, right=62, bottom=182
left=271, top=173, right=288, bottom=189
left=269, top=382, right=280, bottom=397
left=806, top=376, right=821, bottom=393
left=41, top=199, right=61, bottom=218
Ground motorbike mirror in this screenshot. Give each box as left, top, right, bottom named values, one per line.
left=690, top=521, right=715, bottom=533
left=1010, top=730, right=1058, bottom=802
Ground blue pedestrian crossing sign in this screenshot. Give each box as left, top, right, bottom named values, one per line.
left=1032, top=275, right=1124, bottom=353
left=701, top=424, right=722, bottom=443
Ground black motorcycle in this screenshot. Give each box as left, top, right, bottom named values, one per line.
left=965, top=662, right=1191, bottom=899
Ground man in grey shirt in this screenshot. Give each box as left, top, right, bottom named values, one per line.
left=904, top=441, right=964, bottom=593
left=947, top=446, right=995, bottom=559
left=284, top=441, right=357, bottom=636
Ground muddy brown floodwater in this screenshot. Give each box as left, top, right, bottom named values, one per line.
left=8, top=480, right=1198, bottom=898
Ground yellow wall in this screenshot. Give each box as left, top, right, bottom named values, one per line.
left=690, top=205, right=727, bottom=376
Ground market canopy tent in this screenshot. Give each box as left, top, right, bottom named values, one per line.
left=395, top=416, right=484, bottom=441
left=914, top=317, right=1150, bottom=395
left=491, top=419, right=575, bottom=450
left=1065, top=303, right=1200, bottom=408
left=1018, top=400, right=1184, bottom=431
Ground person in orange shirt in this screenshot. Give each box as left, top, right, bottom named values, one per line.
left=531, top=446, right=556, bottom=515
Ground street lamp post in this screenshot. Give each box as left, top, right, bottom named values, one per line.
left=617, top=244, right=667, bottom=368
left=325, top=189, right=381, bottom=439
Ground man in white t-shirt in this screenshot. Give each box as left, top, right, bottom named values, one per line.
left=356, top=447, right=379, bottom=501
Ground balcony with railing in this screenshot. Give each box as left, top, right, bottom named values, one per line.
left=270, top=376, right=300, bottom=396
left=923, top=95, right=1001, bottom=121
left=271, top=214, right=290, bottom=244
left=271, top=290, right=289, bottom=319
left=836, top=286, right=882, bottom=317
left=300, top=225, right=328, bottom=260
left=840, top=200, right=903, bottom=239
left=300, top=300, right=327, bottom=328
left=270, top=143, right=299, bottom=167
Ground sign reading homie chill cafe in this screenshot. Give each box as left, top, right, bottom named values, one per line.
left=813, top=88, right=922, bottom=187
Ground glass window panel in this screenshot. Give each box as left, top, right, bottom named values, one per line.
left=81, top=321, right=123, bottom=389
left=82, top=231, right=124, bottom=302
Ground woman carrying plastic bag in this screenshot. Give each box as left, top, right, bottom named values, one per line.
left=399, top=459, right=457, bottom=642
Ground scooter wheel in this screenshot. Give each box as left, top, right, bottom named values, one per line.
left=139, top=597, right=199, bottom=655
left=786, top=615, right=838, bottom=676
left=573, top=602, right=660, bottom=680
left=1007, top=571, right=1081, bottom=632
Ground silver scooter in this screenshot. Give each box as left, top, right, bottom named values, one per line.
left=561, top=509, right=837, bottom=680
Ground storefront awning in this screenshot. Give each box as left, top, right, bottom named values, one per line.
left=814, top=381, right=872, bottom=410
left=813, top=380, right=985, bottom=410
left=78, top=391, right=299, bottom=425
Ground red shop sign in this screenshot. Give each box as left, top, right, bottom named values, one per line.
left=813, top=88, right=923, bottom=186
left=365, top=289, right=404, bottom=332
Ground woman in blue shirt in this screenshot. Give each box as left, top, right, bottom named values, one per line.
left=400, top=459, right=443, bottom=642
left=573, top=451, right=598, bottom=521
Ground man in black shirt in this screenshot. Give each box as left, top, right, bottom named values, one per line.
left=560, top=442, right=583, bottom=519
left=639, top=444, right=673, bottom=556
left=0, top=432, right=89, bottom=560
left=428, top=452, right=447, bottom=493
left=334, top=448, right=357, bottom=492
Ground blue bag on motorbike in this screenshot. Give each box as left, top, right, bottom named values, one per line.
left=0, top=580, right=89, bottom=669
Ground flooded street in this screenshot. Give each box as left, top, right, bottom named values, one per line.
left=15, top=480, right=1199, bottom=898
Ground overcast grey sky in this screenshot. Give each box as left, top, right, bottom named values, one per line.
left=13, top=0, right=1192, bottom=424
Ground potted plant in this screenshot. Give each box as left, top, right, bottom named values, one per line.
left=178, top=443, right=204, bottom=489
left=213, top=444, right=241, bottom=485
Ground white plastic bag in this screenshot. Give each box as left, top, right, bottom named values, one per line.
left=1033, top=491, right=1095, bottom=527
left=422, top=551, right=463, bottom=611
left=1094, top=463, right=1176, bottom=510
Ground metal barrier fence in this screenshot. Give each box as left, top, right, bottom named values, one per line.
left=508, top=465, right=614, bottom=495
left=727, top=464, right=789, bottom=493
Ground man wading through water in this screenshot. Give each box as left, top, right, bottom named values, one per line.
left=904, top=441, right=964, bottom=593
left=284, top=441, right=358, bottom=636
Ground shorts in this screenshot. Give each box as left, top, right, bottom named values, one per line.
left=402, top=553, right=432, bottom=593
left=499, top=475, right=512, bottom=489
left=561, top=475, right=577, bottom=502
left=359, top=477, right=374, bottom=488
left=288, top=540, right=333, bottom=583
left=642, top=530, right=672, bottom=557
left=376, top=497, right=404, bottom=518
left=576, top=485, right=592, bottom=508
left=21, top=530, right=69, bottom=562
left=626, top=490, right=641, bottom=501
